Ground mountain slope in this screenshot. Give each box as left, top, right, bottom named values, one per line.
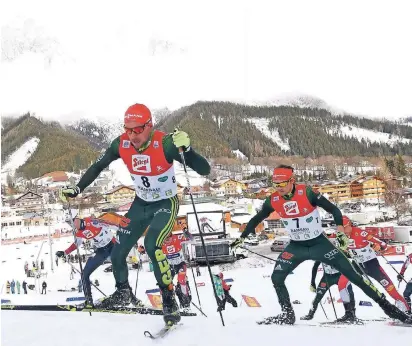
left=157, top=101, right=412, bottom=158
left=3, top=101, right=412, bottom=181
left=1, top=114, right=100, bottom=179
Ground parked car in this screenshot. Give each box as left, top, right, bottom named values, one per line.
left=270, top=236, right=290, bottom=252
left=234, top=247, right=248, bottom=260
left=244, top=234, right=259, bottom=246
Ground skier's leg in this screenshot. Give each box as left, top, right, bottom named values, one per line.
left=271, top=241, right=308, bottom=323
left=403, top=281, right=412, bottom=310
left=336, top=274, right=357, bottom=322
left=313, top=236, right=410, bottom=322
left=98, top=200, right=146, bottom=307
left=363, top=258, right=410, bottom=312
left=144, top=195, right=180, bottom=324
left=301, top=273, right=338, bottom=320
left=82, top=244, right=113, bottom=304
left=175, top=264, right=191, bottom=309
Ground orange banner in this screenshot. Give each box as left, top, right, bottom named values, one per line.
left=242, top=295, right=261, bottom=307
left=147, top=294, right=163, bottom=309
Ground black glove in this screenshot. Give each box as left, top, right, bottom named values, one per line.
left=59, top=186, right=81, bottom=202
left=397, top=274, right=404, bottom=282
left=56, top=251, right=65, bottom=258
left=230, top=237, right=245, bottom=249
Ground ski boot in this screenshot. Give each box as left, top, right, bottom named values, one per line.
left=377, top=295, right=411, bottom=323
left=300, top=308, right=316, bottom=320
left=336, top=302, right=357, bottom=323
left=266, top=303, right=296, bottom=325
left=160, top=284, right=181, bottom=325
left=83, top=296, right=95, bottom=309
left=98, top=282, right=143, bottom=309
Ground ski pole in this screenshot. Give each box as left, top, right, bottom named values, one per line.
left=379, top=253, right=409, bottom=284
left=240, top=246, right=276, bottom=262
left=189, top=261, right=203, bottom=310
left=319, top=300, right=328, bottom=319
left=134, top=261, right=140, bottom=296
left=68, top=262, right=107, bottom=297
left=321, top=264, right=338, bottom=320
left=191, top=301, right=208, bottom=317
left=66, top=203, right=92, bottom=316
left=178, top=145, right=225, bottom=327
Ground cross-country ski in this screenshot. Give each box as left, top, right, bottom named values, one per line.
left=2, top=3, right=412, bottom=345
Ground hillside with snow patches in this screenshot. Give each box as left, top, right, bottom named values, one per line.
left=1, top=137, right=40, bottom=184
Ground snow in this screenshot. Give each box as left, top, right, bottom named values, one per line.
left=1, top=137, right=40, bottom=183
left=330, top=125, right=411, bottom=146
left=246, top=118, right=290, bottom=151
left=232, top=149, right=248, bottom=160
left=2, top=236, right=412, bottom=346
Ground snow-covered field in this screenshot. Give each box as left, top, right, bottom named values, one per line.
left=1, top=239, right=411, bottom=346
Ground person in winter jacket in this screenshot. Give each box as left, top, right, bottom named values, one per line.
left=10, top=280, right=15, bottom=294
left=213, top=272, right=237, bottom=311
left=41, top=281, right=47, bottom=294
left=6, top=281, right=10, bottom=294
left=22, top=281, right=28, bottom=294
left=16, top=280, right=21, bottom=294
left=219, top=272, right=238, bottom=310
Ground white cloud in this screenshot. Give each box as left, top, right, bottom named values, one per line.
left=1, top=0, right=412, bottom=122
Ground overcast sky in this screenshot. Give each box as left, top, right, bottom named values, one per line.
left=1, top=0, right=412, bottom=122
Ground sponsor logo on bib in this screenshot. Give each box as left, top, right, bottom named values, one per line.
left=283, top=201, right=300, bottom=216
left=132, top=155, right=151, bottom=173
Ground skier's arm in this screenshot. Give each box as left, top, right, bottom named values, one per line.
left=311, top=261, right=321, bottom=285
left=241, top=198, right=274, bottom=239
left=162, top=134, right=211, bottom=176
left=65, top=235, right=83, bottom=254
left=364, top=231, right=386, bottom=248
left=76, top=137, right=121, bottom=192
left=400, top=255, right=411, bottom=276
left=306, top=187, right=343, bottom=226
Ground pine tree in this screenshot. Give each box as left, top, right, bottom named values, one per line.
left=395, top=154, right=407, bottom=176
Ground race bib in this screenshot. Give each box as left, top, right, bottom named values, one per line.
left=282, top=209, right=323, bottom=241
left=131, top=165, right=177, bottom=202
left=351, top=245, right=376, bottom=263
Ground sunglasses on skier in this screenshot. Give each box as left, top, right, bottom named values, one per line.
left=273, top=179, right=291, bottom=188
left=124, top=120, right=152, bottom=135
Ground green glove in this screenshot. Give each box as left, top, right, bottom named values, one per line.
left=59, top=186, right=81, bottom=203
left=336, top=231, right=349, bottom=251
left=172, top=129, right=190, bottom=151
left=230, top=237, right=245, bottom=249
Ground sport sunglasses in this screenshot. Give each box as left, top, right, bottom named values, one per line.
left=273, top=179, right=291, bottom=188
left=124, top=120, right=152, bottom=135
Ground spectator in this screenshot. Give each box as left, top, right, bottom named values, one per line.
left=16, top=280, right=21, bottom=294
left=40, top=259, right=44, bottom=270
left=10, top=279, right=16, bottom=294
left=196, top=265, right=201, bottom=277
left=6, top=280, right=10, bottom=294
left=78, top=279, right=83, bottom=293
left=22, top=280, right=28, bottom=294
left=41, top=281, right=47, bottom=294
